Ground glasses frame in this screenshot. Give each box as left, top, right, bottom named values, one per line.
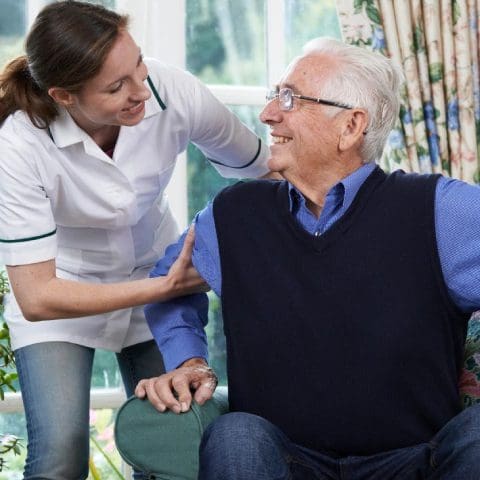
left=266, top=87, right=354, bottom=111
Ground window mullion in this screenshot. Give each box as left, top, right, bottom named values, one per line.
left=26, top=0, right=50, bottom=28
left=266, top=0, right=286, bottom=87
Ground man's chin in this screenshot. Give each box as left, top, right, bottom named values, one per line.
left=267, top=156, right=285, bottom=173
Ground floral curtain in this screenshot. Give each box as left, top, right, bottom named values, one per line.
left=336, top=0, right=480, bottom=183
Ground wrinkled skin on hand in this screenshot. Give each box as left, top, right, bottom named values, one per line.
left=135, top=358, right=218, bottom=413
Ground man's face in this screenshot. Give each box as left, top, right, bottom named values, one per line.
left=260, top=54, right=348, bottom=182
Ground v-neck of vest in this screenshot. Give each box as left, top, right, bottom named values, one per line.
left=278, top=166, right=386, bottom=252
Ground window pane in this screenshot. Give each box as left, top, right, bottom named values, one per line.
left=186, top=0, right=266, bottom=85
left=285, top=0, right=341, bottom=62
left=0, top=412, right=26, bottom=479
left=0, top=0, right=26, bottom=68
left=91, top=350, right=122, bottom=389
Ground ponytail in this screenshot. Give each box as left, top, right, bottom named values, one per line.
left=0, top=1, right=129, bottom=130
left=0, top=55, right=57, bottom=128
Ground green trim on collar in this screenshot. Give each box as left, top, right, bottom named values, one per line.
left=147, top=76, right=167, bottom=110
left=0, top=229, right=57, bottom=243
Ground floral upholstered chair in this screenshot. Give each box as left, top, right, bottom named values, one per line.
left=459, top=312, right=480, bottom=407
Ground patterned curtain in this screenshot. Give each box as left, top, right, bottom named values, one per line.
left=336, top=0, right=480, bottom=183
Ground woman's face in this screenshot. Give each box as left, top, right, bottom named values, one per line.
left=66, top=30, right=151, bottom=135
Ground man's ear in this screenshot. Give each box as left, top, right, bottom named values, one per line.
left=47, top=87, right=76, bottom=107
left=339, top=109, right=368, bottom=152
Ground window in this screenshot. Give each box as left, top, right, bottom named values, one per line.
left=183, top=0, right=341, bottom=384
left=0, top=1, right=339, bottom=476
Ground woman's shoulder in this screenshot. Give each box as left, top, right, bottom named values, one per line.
left=1, top=110, right=49, bottom=145
left=0, top=111, right=52, bottom=166
left=145, top=58, right=202, bottom=95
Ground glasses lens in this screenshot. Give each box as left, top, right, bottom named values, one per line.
left=266, top=90, right=277, bottom=102
left=279, top=88, right=293, bottom=111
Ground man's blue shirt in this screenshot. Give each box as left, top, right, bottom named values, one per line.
left=146, top=163, right=480, bottom=370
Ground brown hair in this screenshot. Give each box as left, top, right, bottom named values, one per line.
left=0, top=1, right=129, bottom=128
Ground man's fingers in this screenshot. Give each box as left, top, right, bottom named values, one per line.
left=192, top=366, right=218, bottom=404
left=142, top=379, right=168, bottom=412
left=153, top=377, right=183, bottom=413
left=193, top=382, right=215, bottom=405
left=134, top=379, right=147, bottom=398
left=171, top=375, right=193, bottom=412
left=136, top=365, right=218, bottom=414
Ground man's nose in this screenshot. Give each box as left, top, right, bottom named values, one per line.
left=259, top=99, right=282, bottom=125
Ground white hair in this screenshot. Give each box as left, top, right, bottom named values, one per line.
left=302, top=37, right=404, bottom=163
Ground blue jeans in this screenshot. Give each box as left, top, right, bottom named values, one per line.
left=198, top=406, right=480, bottom=480
left=15, top=340, right=164, bottom=480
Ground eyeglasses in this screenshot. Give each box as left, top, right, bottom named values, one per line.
left=266, top=87, right=354, bottom=111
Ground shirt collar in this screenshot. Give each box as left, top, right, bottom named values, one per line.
left=48, top=91, right=163, bottom=149
left=144, top=87, right=164, bottom=119
left=288, top=162, right=377, bottom=213
left=48, top=107, right=89, bottom=148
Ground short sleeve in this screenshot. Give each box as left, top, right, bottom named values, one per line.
left=0, top=137, right=57, bottom=265
left=188, top=74, right=269, bottom=179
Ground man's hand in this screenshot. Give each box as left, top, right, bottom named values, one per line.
left=135, top=358, right=218, bottom=413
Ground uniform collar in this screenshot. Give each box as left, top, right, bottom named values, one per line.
left=48, top=91, right=163, bottom=149
left=48, top=107, right=89, bottom=148
left=144, top=83, right=165, bottom=119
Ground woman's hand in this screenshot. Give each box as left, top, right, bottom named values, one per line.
left=164, top=224, right=210, bottom=297
left=7, top=225, right=209, bottom=321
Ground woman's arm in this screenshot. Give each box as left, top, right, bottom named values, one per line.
left=6, top=226, right=209, bottom=321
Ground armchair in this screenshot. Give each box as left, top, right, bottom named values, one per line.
left=114, top=316, right=480, bottom=480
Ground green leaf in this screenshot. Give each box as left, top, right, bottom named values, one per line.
left=412, top=109, right=425, bottom=125
left=413, top=25, right=424, bottom=53
left=366, top=3, right=382, bottom=25
left=429, top=63, right=443, bottom=83
left=474, top=167, right=480, bottom=185
left=354, top=0, right=365, bottom=14
left=452, top=0, right=461, bottom=24
left=417, top=144, right=428, bottom=157
left=90, top=434, right=125, bottom=479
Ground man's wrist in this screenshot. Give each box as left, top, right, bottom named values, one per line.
left=181, top=357, right=208, bottom=368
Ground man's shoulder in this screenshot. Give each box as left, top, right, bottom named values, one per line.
left=212, top=179, right=287, bottom=219
left=215, top=179, right=285, bottom=199
left=384, top=169, right=441, bottom=193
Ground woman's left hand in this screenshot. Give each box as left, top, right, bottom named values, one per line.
left=165, top=225, right=211, bottom=297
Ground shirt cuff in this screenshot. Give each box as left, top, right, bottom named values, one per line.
left=159, top=330, right=209, bottom=371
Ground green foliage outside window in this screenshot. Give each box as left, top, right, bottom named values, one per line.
left=0, top=271, right=22, bottom=471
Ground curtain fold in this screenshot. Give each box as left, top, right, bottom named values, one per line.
left=336, top=0, right=480, bottom=182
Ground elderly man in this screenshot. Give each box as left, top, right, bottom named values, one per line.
left=136, top=38, right=480, bottom=479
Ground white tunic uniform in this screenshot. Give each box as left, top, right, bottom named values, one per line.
left=0, top=58, right=268, bottom=351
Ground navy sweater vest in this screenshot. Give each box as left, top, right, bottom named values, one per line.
left=212, top=167, right=469, bottom=456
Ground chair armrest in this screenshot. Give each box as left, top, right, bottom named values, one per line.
left=460, top=314, right=480, bottom=408
left=114, top=386, right=229, bottom=479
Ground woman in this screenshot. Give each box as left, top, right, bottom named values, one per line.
left=0, top=1, right=268, bottom=477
